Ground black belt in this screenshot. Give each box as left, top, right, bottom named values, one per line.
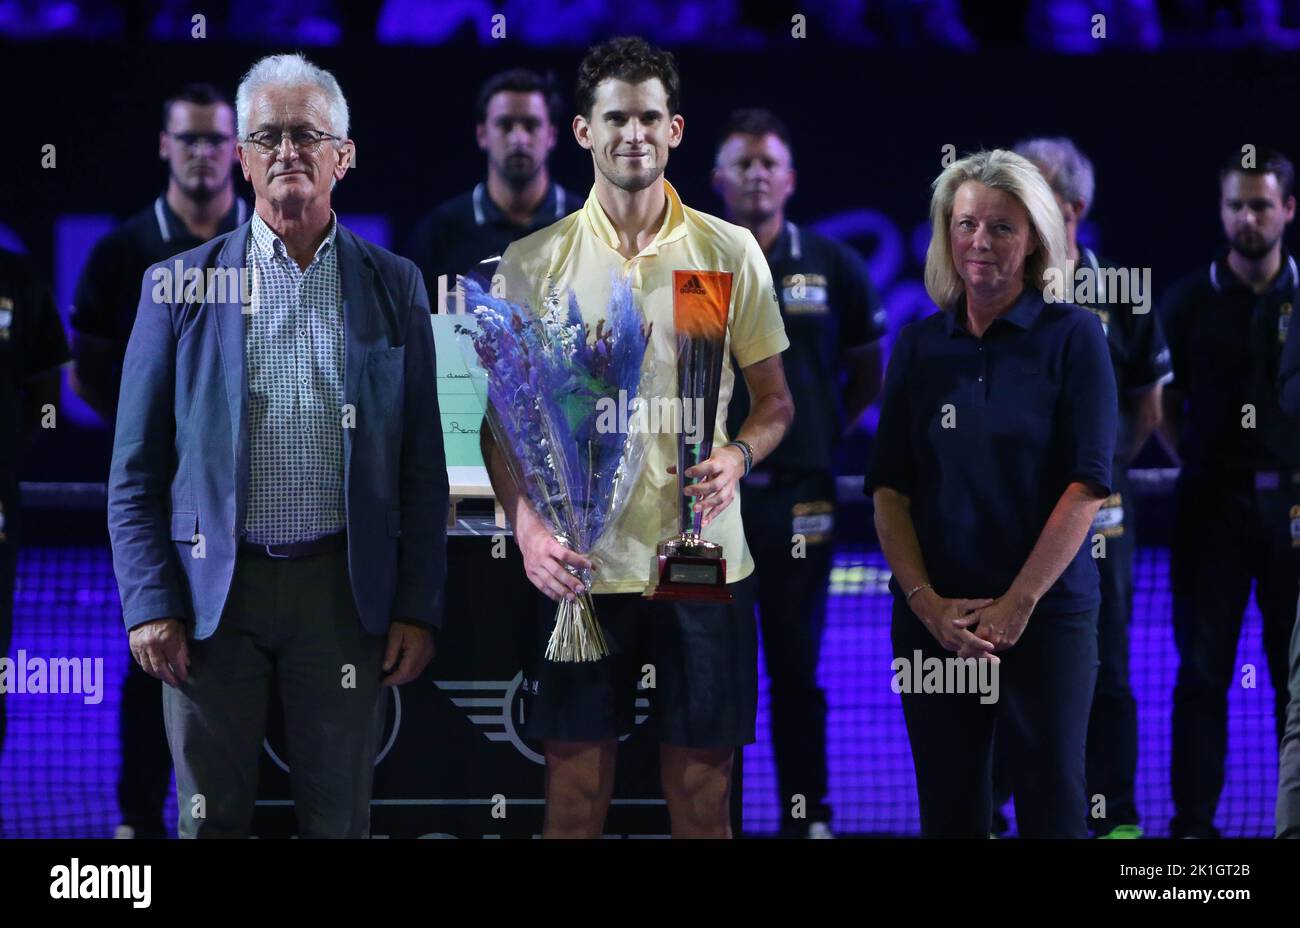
left=238, top=530, right=347, bottom=560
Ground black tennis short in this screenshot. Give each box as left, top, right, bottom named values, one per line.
left=520, top=574, right=758, bottom=748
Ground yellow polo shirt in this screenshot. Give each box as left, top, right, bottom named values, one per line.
left=497, top=180, right=789, bottom=594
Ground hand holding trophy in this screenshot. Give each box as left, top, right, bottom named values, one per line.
left=645, top=270, right=735, bottom=603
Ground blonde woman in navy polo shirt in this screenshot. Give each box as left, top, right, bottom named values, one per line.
left=867, top=150, right=1118, bottom=838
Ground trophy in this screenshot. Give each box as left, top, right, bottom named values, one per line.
left=645, top=270, right=734, bottom=603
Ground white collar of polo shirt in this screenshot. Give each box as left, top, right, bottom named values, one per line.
left=473, top=182, right=566, bottom=227
left=155, top=195, right=248, bottom=243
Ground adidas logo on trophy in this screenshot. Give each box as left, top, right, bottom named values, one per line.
left=677, top=274, right=707, bottom=295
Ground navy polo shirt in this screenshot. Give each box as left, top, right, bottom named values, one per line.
left=727, top=221, right=886, bottom=473
left=1074, top=248, right=1173, bottom=465
left=404, top=181, right=578, bottom=303
left=866, top=288, right=1117, bottom=613
left=71, top=193, right=248, bottom=388
left=1162, top=251, right=1300, bottom=475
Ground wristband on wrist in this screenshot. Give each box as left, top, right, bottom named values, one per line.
left=725, top=439, right=753, bottom=477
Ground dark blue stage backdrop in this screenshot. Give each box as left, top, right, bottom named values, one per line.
left=5, top=35, right=1299, bottom=479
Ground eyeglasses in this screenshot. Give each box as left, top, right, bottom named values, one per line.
left=167, top=131, right=233, bottom=149
left=243, top=128, right=341, bottom=155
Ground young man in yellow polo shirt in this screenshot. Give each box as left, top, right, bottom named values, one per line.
left=482, top=36, right=793, bottom=838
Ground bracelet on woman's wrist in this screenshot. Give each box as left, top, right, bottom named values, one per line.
left=905, top=582, right=933, bottom=604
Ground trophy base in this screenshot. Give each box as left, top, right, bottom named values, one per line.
left=643, top=538, right=732, bottom=602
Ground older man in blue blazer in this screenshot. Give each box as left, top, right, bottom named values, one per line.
left=108, top=53, right=448, bottom=838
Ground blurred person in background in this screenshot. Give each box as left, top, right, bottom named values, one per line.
left=1160, top=147, right=1299, bottom=839
left=713, top=107, right=884, bottom=838
left=404, top=67, right=577, bottom=309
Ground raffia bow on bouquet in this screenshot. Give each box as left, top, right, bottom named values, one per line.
left=456, top=274, right=657, bottom=661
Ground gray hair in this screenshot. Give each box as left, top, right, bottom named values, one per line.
left=923, top=149, right=1067, bottom=310
left=1013, top=136, right=1095, bottom=218
left=235, top=53, right=350, bottom=142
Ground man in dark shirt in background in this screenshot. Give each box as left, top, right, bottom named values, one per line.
left=72, top=83, right=248, bottom=426
left=0, top=248, right=71, bottom=828
left=70, top=82, right=247, bottom=839
left=404, top=68, right=577, bottom=308
left=713, top=108, right=884, bottom=838
left=1160, top=147, right=1299, bottom=839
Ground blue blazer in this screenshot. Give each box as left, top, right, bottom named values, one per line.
left=108, top=220, right=448, bottom=639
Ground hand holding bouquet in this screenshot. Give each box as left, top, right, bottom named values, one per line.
left=457, top=274, right=655, bottom=661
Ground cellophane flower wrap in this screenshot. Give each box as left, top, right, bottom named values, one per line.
left=456, top=274, right=656, bottom=661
